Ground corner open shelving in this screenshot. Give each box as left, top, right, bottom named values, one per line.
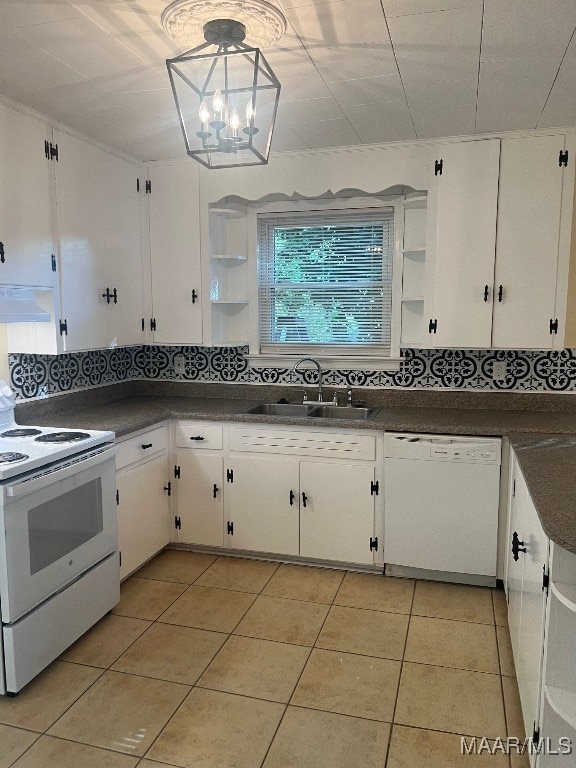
left=400, top=198, right=427, bottom=348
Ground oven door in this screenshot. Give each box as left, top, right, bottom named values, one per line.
left=0, top=446, right=117, bottom=624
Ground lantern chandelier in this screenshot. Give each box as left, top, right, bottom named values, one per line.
left=162, top=0, right=287, bottom=169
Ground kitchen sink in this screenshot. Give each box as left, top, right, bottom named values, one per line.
left=243, top=403, right=380, bottom=420
left=308, top=405, right=380, bottom=420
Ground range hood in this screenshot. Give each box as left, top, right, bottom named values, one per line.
left=0, top=286, right=51, bottom=323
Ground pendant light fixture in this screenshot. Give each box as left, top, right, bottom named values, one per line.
left=162, top=0, right=287, bottom=169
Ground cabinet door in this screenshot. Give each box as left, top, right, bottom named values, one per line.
left=424, top=140, right=500, bottom=348
left=0, top=105, right=55, bottom=287
left=225, top=456, right=299, bottom=555
left=176, top=451, right=223, bottom=546
left=492, top=136, right=565, bottom=349
left=506, top=461, right=528, bottom=683
left=300, top=462, right=375, bottom=565
left=148, top=163, right=203, bottom=344
left=117, top=456, right=171, bottom=580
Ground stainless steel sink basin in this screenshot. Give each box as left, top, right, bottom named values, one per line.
left=308, top=405, right=380, bottom=420
left=243, top=403, right=317, bottom=417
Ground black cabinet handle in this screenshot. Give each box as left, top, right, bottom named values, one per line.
left=0, top=242, right=4, bottom=264
left=213, top=483, right=219, bottom=499
left=289, top=489, right=295, bottom=506
left=511, top=531, right=526, bottom=561
left=483, top=285, right=490, bottom=302
left=164, top=482, right=172, bottom=497
left=191, top=289, right=198, bottom=304
left=302, top=491, right=308, bottom=508
left=190, top=435, right=205, bottom=441
left=498, top=285, right=504, bottom=303
left=141, top=443, right=153, bottom=450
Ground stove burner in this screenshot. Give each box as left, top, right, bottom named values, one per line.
left=35, top=431, right=91, bottom=444
left=0, top=428, right=42, bottom=438
left=0, top=452, right=29, bottom=464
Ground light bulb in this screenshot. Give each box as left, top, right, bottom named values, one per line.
left=213, top=89, right=224, bottom=115
left=246, top=101, right=255, bottom=125
left=199, top=101, right=210, bottom=125
left=230, top=109, right=240, bottom=132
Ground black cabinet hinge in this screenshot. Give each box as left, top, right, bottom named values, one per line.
left=174, top=515, right=181, bottom=530
left=512, top=478, right=516, bottom=497
left=164, top=481, right=172, bottom=497
left=369, top=536, right=379, bottom=552
left=137, top=177, right=140, bottom=193
left=370, top=480, right=379, bottom=496
left=50, top=142, right=58, bottom=162
left=102, top=287, right=117, bottom=305
left=542, top=565, right=549, bottom=595
left=119, top=551, right=122, bottom=567
left=174, top=465, right=181, bottom=479
left=59, top=318, right=68, bottom=336
left=434, top=158, right=443, bottom=176
left=428, top=318, right=438, bottom=334
left=141, top=318, right=145, bottom=332
left=226, top=468, right=234, bottom=483
left=0, top=242, right=5, bottom=264
left=116, top=489, right=119, bottom=505
left=145, top=179, right=152, bottom=194
left=227, top=521, right=234, bottom=535
left=150, top=318, right=156, bottom=332
left=44, top=139, right=50, bottom=159
left=550, top=318, right=559, bottom=334
left=559, top=149, right=569, bottom=167
left=51, top=254, right=57, bottom=272
left=532, top=724, right=540, bottom=745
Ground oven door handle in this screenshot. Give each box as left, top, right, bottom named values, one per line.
left=5, top=445, right=116, bottom=498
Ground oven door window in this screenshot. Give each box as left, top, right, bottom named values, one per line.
left=27, top=478, right=104, bottom=575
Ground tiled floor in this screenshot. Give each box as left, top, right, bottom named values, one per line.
left=0, top=551, right=530, bottom=768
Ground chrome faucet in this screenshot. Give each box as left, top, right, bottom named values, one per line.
left=293, top=357, right=324, bottom=402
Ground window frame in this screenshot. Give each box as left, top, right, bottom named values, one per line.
left=246, top=196, right=405, bottom=370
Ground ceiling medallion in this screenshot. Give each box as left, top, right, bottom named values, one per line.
left=161, top=0, right=287, bottom=49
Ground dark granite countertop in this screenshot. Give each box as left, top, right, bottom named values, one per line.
left=13, top=383, right=576, bottom=555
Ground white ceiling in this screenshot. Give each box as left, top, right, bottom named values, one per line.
left=0, top=0, right=575, bottom=160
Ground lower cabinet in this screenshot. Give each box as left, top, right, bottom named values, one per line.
left=116, top=425, right=171, bottom=580
left=176, top=451, right=224, bottom=547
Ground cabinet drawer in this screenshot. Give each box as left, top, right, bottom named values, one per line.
left=229, top=427, right=376, bottom=460
left=175, top=423, right=223, bottom=450
left=116, top=426, right=167, bottom=470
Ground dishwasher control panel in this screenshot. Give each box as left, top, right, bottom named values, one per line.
left=384, top=433, right=501, bottom=464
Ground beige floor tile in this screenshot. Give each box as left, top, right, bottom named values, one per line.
left=387, top=725, right=509, bottom=768
left=158, top=585, right=256, bottom=632
left=291, top=648, right=401, bottom=721
left=112, top=623, right=227, bottom=685
left=60, top=615, right=151, bottom=668
left=146, top=688, right=284, bottom=768
left=502, top=676, right=527, bottom=739
left=47, top=671, right=189, bottom=756
left=492, top=589, right=509, bottom=627
left=0, top=725, right=39, bottom=767
left=198, top=635, right=310, bottom=702
left=316, top=605, right=409, bottom=660
left=263, top=706, right=390, bottom=768
left=497, top=625, right=516, bottom=677
left=395, top=662, right=506, bottom=737
left=234, top=595, right=329, bottom=645
left=193, top=556, right=279, bottom=593
left=405, top=616, right=499, bottom=673
left=334, top=572, right=414, bottom=614
left=136, top=550, right=216, bottom=584
left=510, top=752, right=531, bottom=768
left=0, top=661, right=102, bottom=732
left=412, top=581, right=495, bottom=624
left=11, top=736, right=140, bottom=767
left=263, top=564, right=345, bottom=603
left=112, top=578, right=188, bottom=621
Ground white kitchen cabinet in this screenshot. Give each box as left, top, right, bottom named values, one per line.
left=424, top=139, right=500, bottom=349
left=148, top=162, right=203, bottom=344
left=175, top=451, right=224, bottom=547
left=0, top=104, right=55, bottom=288
left=54, top=129, right=145, bottom=351
left=506, top=457, right=550, bottom=751
left=116, top=425, right=171, bottom=580
left=299, top=461, right=376, bottom=565
left=224, top=456, right=299, bottom=555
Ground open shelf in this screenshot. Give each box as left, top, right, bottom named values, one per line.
left=402, top=248, right=426, bottom=257
left=551, top=581, right=576, bottom=612
left=401, top=296, right=425, bottom=303
left=208, top=203, right=247, bottom=218
left=210, top=254, right=247, bottom=262
left=211, top=299, right=249, bottom=305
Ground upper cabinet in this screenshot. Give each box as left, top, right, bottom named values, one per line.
left=147, top=162, right=203, bottom=345
left=0, top=103, right=56, bottom=288
left=424, top=139, right=500, bottom=349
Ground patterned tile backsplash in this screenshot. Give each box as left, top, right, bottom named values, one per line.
left=8, top=345, right=576, bottom=400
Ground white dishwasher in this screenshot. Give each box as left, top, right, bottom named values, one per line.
left=384, top=432, right=501, bottom=585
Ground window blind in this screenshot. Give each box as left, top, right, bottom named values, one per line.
left=258, top=210, right=394, bottom=354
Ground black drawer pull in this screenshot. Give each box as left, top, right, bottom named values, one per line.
left=511, top=531, right=526, bottom=561
left=190, top=436, right=205, bottom=441
left=289, top=489, right=295, bottom=506
left=302, top=491, right=308, bottom=508
left=141, top=443, right=153, bottom=449
left=483, top=285, right=489, bottom=302
left=213, top=484, right=219, bottom=499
